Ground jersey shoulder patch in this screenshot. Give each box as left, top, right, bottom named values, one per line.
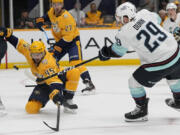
left=42, top=59, right=48, bottom=64
left=63, top=14, right=68, bottom=18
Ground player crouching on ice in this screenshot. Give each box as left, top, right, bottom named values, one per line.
left=0, top=27, right=80, bottom=114
left=99, top=2, right=180, bottom=122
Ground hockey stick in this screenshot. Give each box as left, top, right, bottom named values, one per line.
left=36, top=56, right=99, bottom=83
left=43, top=30, right=49, bottom=42
left=25, top=85, right=36, bottom=87
left=43, top=104, right=60, bottom=132
left=127, top=50, right=135, bottom=53
left=41, top=27, right=50, bottom=45
left=26, top=50, right=135, bottom=86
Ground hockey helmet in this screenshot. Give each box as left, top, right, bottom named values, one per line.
left=29, top=41, right=46, bottom=53
left=115, top=2, right=136, bottom=24
left=166, top=3, right=177, bottom=11
left=52, top=0, right=64, bottom=3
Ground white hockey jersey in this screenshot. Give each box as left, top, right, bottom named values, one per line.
left=113, top=9, right=178, bottom=65
left=163, top=13, right=180, bottom=33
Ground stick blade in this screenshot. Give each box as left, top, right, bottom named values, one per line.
left=43, top=121, right=59, bottom=131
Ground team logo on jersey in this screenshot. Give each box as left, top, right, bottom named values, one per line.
left=63, top=14, right=68, bottom=18
left=42, top=59, right=48, bottom=64
left=115, top=36, right=121, bottom=46
left=23, top=43, right=30, bottom=48
left=52, top=22, right=60, bottom=33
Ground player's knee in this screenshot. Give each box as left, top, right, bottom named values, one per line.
left=25, top=100, right=42, bottom=114
left=167, top=79, right=180, bottom=91
left=77, top=66, right=88, bottom=74
left=67, top=68, right=80, bottom=80
left=66, top=68, right=80, bottom=91
left=128, top=76, right=142, bottom=88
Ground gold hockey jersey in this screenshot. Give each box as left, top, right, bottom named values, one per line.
left=17, top=39, right=63, bottom=85
left=48, top=8, right=79, bottom=42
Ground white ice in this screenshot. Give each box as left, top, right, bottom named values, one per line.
left=0, top=66, right=180, bottom=135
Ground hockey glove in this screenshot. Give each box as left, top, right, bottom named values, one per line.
left=99, top=46, right=111, bottom=61
left=35, top=17, right=45, bottom=31
left=48, top=45, right=55, bottom=53
left=0, top=27, right=13, bottom=38
left=49, top=89, right=64, bottom=105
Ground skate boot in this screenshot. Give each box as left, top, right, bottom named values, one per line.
left=165, top=98, right=180, bottom=112
left=125, top=98, right=149, bottom=122
left=0, top=100, right=7, bottom=117
left=63, top=99, right=78, bottom=114
left=81, top=79, right=95, bottom=95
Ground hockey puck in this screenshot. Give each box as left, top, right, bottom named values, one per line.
left=13, top=65, right=19, bottom=70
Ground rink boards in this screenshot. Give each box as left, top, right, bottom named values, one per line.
left=0, top=28, right=140, bottom=69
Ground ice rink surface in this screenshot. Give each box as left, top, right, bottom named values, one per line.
left=0, top=66, right=180, bottom=135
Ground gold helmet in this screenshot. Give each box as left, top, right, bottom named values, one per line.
left=52, top=0, right=64, bottom=3
left=29, top=41, right=46, bottom=53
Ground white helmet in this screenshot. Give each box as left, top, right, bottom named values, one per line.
left=166, top=3, right=177, bottom=11
left=115, top=2, right=136, bottom=24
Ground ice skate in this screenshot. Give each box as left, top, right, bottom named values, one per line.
left=165, top=98, right=180, bottom=112
left=81, top=79, right=95, bottom=95
left=125, top=98, right=149, bottom=122
left=63, top=99, right=78, bottom=114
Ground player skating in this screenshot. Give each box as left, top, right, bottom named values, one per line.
left=99, top=2, right=180, bottom=122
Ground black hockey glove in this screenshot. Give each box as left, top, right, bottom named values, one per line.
left=0, top=27, right=13, bottom=38
left=35, top=17, right=45, bottom=31
left=99, top=46, right=111, bottom=61
left=49, top=90, right=64, bottom=105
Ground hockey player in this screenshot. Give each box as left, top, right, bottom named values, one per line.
left=0, top=27, right=80, bottom=114
left=35, top=0, right=95, bottom=95
left=162, top=2, right=180, bottom=43
left=0, top=37, right=8, bottom=116
left=163, top=3, right=180, bottom=33
left=99, top=2, right=180, bottom=122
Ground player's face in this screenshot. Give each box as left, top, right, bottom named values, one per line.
left=123, top=16, right=129, bottom=24
left=167, top=9, right=176, bottom=18
left=52, top=2, right=63, bottom=15
left=31, top=52, right=45, bottom=64
left=115, top=15, right=129, bottom=25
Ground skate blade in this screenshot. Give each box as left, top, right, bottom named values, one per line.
left=169, top=107, right=180, bottom=112
left=165, top=102, right=180, bottom=112
left=81, top=90, right=96, bottom=96
left=63, top=107, right=77, bottom=114
left=125, top=116, right=148, bottom=122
